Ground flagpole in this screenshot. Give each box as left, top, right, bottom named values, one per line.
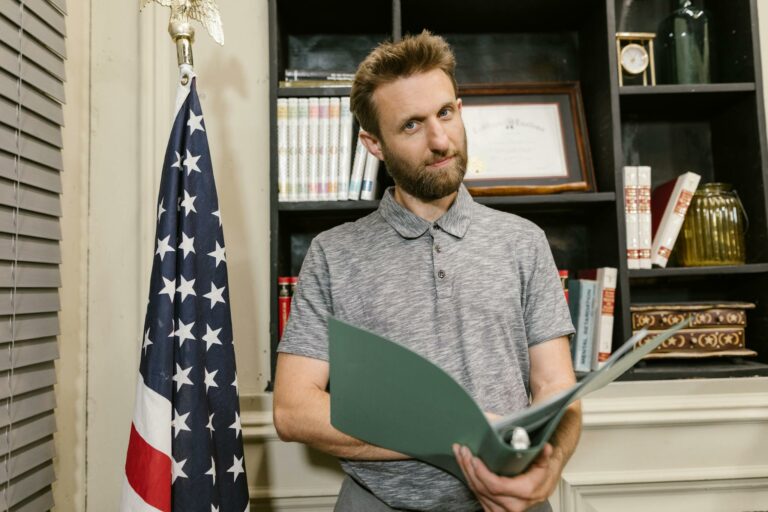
left=169, top=19, right=195, bottom=84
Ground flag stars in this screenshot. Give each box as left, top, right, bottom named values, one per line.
left=180, top=190, right=198, bottom=216
left=227, top=455, right=245, bottom=482
left=174, top=320, right=196, bottom=347
left=172, top=408, right=191, bottom=438
left=156, top=235, right=175, bottom=261
left=203, top=283, right=226, bottom=309
left=208, top=241, right=226, bottom=267
left=232, top=372, right=239, bottom=395
left=171, top=150, right=182, bottom=169
left=157, top=198, right=166, bottom=222
left=158, top=277, right=176, bottom=302
left=229, top=412, right=242, bottom=438
left=176, top=276, right=197, bottom=302
left=187, top=111, right=205, bottom=135
left=205, top=457, right=217, bottom=486
left=142, top=328, right=153, bottom=355
left=212, top=210, right=221, bottom=226
left=204, top=368, right=219, bottom=392
left=173, top=363, right=194, bottom=391
left=183, top=150, right=202, bottom=175
left=179, top=232, right=196, bottom=258
left=203, top=324, right=223, bottom=351
left=207, top=413, right=215, bottom=436
left=172, top=456, right=188, bottom=484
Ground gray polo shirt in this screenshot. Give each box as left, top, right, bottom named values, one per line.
left=278, top=184, right=574, bottom=511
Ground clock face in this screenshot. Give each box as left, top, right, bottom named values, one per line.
left=620, top=43, right=649, bottom=75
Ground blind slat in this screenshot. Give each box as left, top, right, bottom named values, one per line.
left=0, top=1, right=66, bottom=58
left=0, top=338, right=58, bottom=372
left=0, top=151, right=62, bottom=194
left=0, top=314, right=59, bottom=344
left=0, top=289, right=60, bottom=316
left=0, top=390, right=56, bottom=429
left=0, top=208, right=61, bottom=241
left=0, top=125, right=62, bottom=171
left=0, top=364, right=56, bottom=400
left=18, top=0, right=65, bottom=37
left=0, top=413, right=55, bottom=457
left=0, top=98, right=62, bottom=148
left=0, top=178, right=62, bottom=216
left=0, top=46, right=65, bottom=104
left=0, top=70, right=64, bottom=126
left=0, top=236, right=61, bottom=264
left=3, top=461, right=54, bottom=508
left=0, top=439, right=54, bottom=483
left=0, top=15, right=65, bottom=82
left=10, top=487, right=52, bottom=512
left=0, top=264, right=60, bottom=288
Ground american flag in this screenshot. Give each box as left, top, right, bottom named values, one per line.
left=122, top=77, right=249, bottom=512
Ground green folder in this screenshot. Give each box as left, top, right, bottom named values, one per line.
left=329, top=316, right=690, bottom=481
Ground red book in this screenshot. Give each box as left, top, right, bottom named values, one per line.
left=278, top=276, right=298, bottom=340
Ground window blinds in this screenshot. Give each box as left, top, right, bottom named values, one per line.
left=0, top=0, right=65, bottom=509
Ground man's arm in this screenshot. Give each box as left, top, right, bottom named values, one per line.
left=273, top=352, right=409, bottom=460
left=454, top=336, right=582, bottom=512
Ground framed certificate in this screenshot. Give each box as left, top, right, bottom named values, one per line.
left=459, top=83, right=596, bottom=196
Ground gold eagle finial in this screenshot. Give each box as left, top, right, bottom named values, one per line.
left=140, top=0, right=224, bottom=46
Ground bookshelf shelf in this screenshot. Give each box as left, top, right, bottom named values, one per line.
left=619, top=83, right=756, bottom=95
left=277, top=87, right=353, bottom=98
left=619, top=358, right=768, bottom=381
left=629, top=263, right=768, bottom=279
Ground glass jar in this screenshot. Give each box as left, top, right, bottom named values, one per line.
left=656, top=0, right=711, bottom=84
left=677, top=183, right=747, bottom=266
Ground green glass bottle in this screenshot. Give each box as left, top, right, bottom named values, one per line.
left=656, top=0, right=711, bottom=84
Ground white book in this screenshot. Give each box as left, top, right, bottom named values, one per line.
left=318, top=98, right=330, bottom=200
left=637, top=166, right=652, bottom=269
left=347, top=138, right=367, bottom=200
left=360, top=151, right=380, bottom=200
left=591, top=267, right=617, bottom=370
left=297, top=98, right=310, bottom=201
left=623, top=166, right=639, bottom=269
left=651, top=171, right=701, bottom=267
left=308, top=98, right=320, bottom=201
left=286, top=98, right=299, bottom=201
left=328, top=98, right=341, bottom=201
left=277, top=98, right=289, bottom=202
left=337, top=97, right=354, bottom=200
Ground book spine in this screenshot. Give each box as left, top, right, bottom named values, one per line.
left=286, top=98, right=299, bottom=201
left=634, top=327, right=746, bottom=353
left=360, top=151, right=380, bottom=200
left=559, top=269, right=569, bottom=304
left=327, top=98, right=341, bottom=200
left=651, top=172, right=701, bottom=267
left=307, top=98, right=320, bottom=201
left=318, top=98, right=330, bottom=200
left=592, top=267, right=617, bottom=369
left=623, top=166, right=639, bottom=269
left=570, top=280, right=597, bottom=373
left=637, top=166, right=652, bottom=269
left=632, top=308, right=748, bottom=330
left=347, top=138, right=367, bottom=200
left=278, top=277, right=294, bottom=340
left=277, top=98, right=289, bottom=202
left=337, top=97, right=353, bottom=200
left=297, top=98, right=310, bottom=201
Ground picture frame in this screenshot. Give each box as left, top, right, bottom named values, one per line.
left=459, top=82, right=596, bottom=196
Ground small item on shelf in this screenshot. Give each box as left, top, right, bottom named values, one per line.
left=655, top=0, right=711, bottom=84
left=558, top=269, right=569, bottom=303
left=278, top=276, right=298, bottom=340
left=615, top=32, right=656, bottom=86
left=631, top=302, right=757, bottom=359
left=677, top=183, right=747, bottom=266
left=650, top=171, right=701, bottom=267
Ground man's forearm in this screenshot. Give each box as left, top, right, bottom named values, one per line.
left=273, top=385, right=408, bottom=461
left=548, top=401, right=582, bottom=469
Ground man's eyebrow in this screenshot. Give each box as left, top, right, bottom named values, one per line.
left=396, top=100, right=456, bottom=128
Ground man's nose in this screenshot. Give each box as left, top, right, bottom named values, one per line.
left=426, top=118, right=450, bottom=153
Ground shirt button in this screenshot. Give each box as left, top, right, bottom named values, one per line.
left=437, top=270, right=446, bottom=279
left=434, top=244, right=441, bottom=253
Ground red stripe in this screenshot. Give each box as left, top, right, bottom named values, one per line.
left=125, top=423, right=171, bottom=512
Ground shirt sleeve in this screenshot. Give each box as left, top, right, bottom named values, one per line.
left=522, top=229, right=575, bottom=347
left=277, top=238, right=332, bottom=361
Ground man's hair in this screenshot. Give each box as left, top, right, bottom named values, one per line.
left=350, top=30, right=457, bottom=138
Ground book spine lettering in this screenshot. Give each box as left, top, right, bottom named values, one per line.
left=277, top=98, right=288, bottom=202
left=651, top=172, right=701, bottom=267
left=337, top=97, right=353, bottom=200
left=318, top=98, right=330, bottom=200
left=623, top=166, right=639, bottom=269
left=287, top=98, right=299, bottom=201
left=637, top=166, right=652, bottom=269
left=328, top=98, right=341, bottom=200
left=593, top=268, right=617, bottom=369
left=297, top=98, right=309, bottom=201
left=307, top=98, right=320, bottom=201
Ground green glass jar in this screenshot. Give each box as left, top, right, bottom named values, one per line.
left=678, top=183, right=747, bottom=266
left=656, top=0, right=711, bottom=84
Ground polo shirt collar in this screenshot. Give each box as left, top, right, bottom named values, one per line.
left=379, top=184, right=473, bottom=239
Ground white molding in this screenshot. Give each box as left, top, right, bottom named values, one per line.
left=563, top=465, right=768, bottom=487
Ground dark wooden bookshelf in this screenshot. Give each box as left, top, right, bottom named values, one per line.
left=267, top=0, right=768, bottom=387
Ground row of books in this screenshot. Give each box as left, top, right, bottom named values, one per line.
left=565, top=268, right=618, bottom=373
left=623, top=166, right=701, bottom=268
left=277, top=97, right=381, bottom=202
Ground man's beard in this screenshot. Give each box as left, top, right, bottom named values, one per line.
left=381, top=133, right=468, bottom=201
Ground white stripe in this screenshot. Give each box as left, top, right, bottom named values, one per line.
left=131, top=375, right=172, bottom=456
left=120, top=476, right=164, bottom=512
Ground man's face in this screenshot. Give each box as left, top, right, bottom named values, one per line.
left=369, top=69, right=467, bottom=201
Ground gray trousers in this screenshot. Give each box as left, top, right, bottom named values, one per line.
left=333, top=475, right=553, bottom=512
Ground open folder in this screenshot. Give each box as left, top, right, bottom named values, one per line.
left=329, top=316, right=690, bottom=481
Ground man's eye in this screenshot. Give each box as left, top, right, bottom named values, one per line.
left=439, top=108, right=452, bottom=117
left=404, top=121, right=416, bottom=130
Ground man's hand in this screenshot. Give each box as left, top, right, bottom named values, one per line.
left=453, top=442, right=562, bottom=512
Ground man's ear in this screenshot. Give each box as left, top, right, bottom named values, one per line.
left=457, top=98, right=462, bottom=112
left=358, top=130, right=385, bottom=161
